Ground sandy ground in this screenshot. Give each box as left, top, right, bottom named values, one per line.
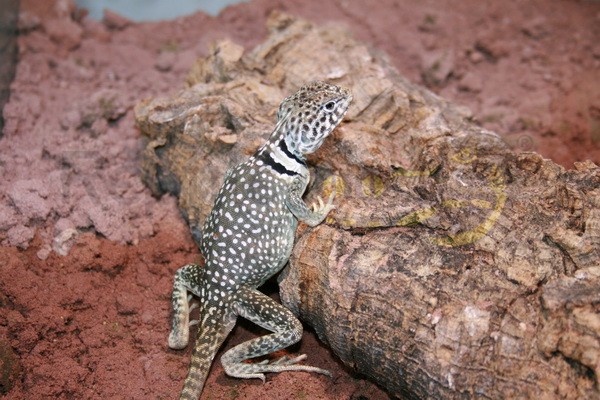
left=0, top=0, right=599, bottom=398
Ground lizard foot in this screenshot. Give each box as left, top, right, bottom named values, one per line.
left=309, top=183, right=336, bottom=220
left=225, top=354, right=332, bottom=382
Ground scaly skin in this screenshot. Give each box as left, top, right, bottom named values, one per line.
left=169, top=81, right=352, bottom=399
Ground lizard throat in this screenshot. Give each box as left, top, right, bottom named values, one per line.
left=279, top=138, right=305, bottom=165
left=256, top=139, right=306, bottom=177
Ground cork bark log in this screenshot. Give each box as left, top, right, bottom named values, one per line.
left=135, top=13, right=600, bottom=400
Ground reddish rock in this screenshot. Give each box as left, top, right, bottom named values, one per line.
left=0, top=340, right=20, bottom=395
left=1, top=0, right=599, bottom=399
left=44, top=17, right=83, bottom=50
left=102, top=9, right=132, bottom=30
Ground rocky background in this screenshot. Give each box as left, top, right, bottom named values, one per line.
left=0, top=0, right=599, bottom=399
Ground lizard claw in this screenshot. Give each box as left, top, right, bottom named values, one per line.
left=311, top=196, right=326, bottom=212
left=304, top=177, right=338, bottom=226
left=312, top=195, right=335, bottom=214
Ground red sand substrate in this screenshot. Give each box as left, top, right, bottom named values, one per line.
left=1, top=0, right=599, bottom=398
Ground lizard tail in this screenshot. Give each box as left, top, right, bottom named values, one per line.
left=179, top=307, right=232, bottom=400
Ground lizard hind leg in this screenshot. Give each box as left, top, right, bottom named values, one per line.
left=168, top=263, right=204, bottom=350
left=221, top=286, right=331, bottom=382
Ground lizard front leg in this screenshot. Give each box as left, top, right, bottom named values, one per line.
left=285, top=175, right=336, bottom=227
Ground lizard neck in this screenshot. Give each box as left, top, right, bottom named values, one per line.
left=255, top=122, right=307, bottom=177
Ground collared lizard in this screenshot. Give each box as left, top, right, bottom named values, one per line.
left=168, top=81, right=352, bottom=399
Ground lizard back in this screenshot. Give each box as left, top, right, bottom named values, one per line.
left=169, top=81, right=352, bottom=400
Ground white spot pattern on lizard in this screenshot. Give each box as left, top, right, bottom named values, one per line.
left=168, top=81, right=352, bottom=400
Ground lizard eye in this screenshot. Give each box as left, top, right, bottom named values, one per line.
left=324, top=101, right=335, bottom=111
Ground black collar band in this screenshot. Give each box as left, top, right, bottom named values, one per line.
left=278, top=139, right=306, bottom=166
left=258, top=151, right=298, bottom=177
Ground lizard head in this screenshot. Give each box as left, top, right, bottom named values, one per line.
left=277, top=81, right=352, bottom=156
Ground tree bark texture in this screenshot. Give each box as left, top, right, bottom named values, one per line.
left=135, top=13, right=600, bottom=400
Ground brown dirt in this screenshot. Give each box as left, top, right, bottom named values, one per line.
left=0, top=0, right=598, bottom=399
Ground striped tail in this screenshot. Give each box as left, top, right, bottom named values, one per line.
left=180, top=307, right=233, bottom=400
